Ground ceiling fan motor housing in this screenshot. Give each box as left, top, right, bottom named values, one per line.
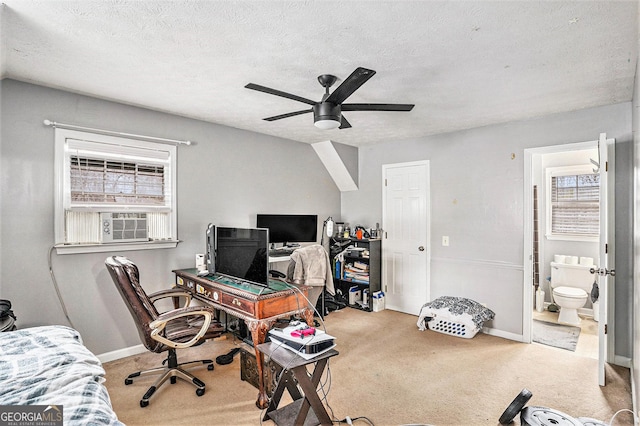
left=313, top=102, right=341, bottom=123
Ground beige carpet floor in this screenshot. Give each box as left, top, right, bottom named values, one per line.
left=103, top=308, right=633, bottom=425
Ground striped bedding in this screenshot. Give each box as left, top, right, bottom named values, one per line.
left=0, top=325, right=123, bottom=425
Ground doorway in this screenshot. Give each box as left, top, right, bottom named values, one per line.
left=381, top=160, right=430, bottom=314
left=524, top=137, right=614, bottom=385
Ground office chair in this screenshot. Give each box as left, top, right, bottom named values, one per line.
left=105, top=256, right=224, bottom=407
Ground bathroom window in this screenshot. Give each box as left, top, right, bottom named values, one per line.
left=546, top=166, right=599, bottom=241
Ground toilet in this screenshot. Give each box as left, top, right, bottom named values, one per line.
left=550, top=261, right=593, bottom=326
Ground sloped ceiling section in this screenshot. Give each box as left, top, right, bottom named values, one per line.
left=312, top=141, right=358, bottom=192
left=1, top=1, right=638, bottom=147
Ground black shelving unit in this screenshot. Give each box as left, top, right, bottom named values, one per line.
left=331, top=237, right=381, bottom=311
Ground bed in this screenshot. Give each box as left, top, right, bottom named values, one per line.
left=417, top=296, right=495, bottom=339
left=0, top=325, right=123, bottom=425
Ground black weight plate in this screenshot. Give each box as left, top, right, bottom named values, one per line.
left=499, top=388, right=533, bottom=424
left=520, top=406, right=582, bottom=426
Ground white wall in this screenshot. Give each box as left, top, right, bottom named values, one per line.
left=0, top=79, right=341, bottom=355
left=343, top=102, right=633, bottom=351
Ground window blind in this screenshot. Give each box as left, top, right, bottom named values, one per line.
left=70, top=156, right=165, bottom=206
left=65, top=138, right=172, bottom=211
left=550, top=174, right=599, bottom=235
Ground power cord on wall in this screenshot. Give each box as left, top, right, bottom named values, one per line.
left=48, top=246, right=76, bottom=329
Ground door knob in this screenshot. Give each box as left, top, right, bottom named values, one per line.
left=590, top=267, right=615, bottom=277
left=418, top=246, right=425, bottom=251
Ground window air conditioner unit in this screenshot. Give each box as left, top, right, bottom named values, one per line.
left=100, top=213, right=149, bottom=243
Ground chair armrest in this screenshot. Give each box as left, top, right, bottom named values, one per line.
left=149, top=306, right=214, bottom=349
left=148, top=288, right=193, bottom=308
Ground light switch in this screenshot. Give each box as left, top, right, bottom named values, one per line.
left=442, top=236, right=449, bottom=246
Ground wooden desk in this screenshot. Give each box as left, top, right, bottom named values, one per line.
left=173, top=269, right=313, bottom=408
left=258, top=342, right=339, bottom=426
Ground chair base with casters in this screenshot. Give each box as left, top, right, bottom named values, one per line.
left=104, top=255, right=224, bottom=408
left=124, top=347, right=215, bottom=407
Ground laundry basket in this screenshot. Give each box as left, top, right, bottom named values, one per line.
left=426, top=317, right=478, bottom=339
left=417, top=296, right=495, bottom=339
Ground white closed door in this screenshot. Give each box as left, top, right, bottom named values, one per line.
left=382, top=161, right=430, bottom=314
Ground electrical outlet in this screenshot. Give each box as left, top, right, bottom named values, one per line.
left=442, top=236, right=449, bottom=246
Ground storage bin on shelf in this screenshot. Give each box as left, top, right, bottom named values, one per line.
left=348, top=286, right=362, bottom=305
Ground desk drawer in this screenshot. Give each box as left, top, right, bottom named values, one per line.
left=221, top=293, right=255, bottom=315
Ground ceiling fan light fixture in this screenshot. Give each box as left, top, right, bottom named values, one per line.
left=313, top=103, right=341, bottom=130
left=314, top=118, right=341, bottom=130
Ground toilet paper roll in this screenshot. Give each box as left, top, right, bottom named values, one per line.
left=579, top=257, right=594, bottom=266
left=554, top=255, right=566, bottom=263
left=566, top=256, right=579, bottom=265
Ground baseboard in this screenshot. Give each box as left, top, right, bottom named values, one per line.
left=97, top=343, right=146, bottom=364
left=482, top=326, right=525, bottom=342
left=614, top=355, right=632, bottom=369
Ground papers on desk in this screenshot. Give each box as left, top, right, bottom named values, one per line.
left=268, top=326, right=336, bottom=360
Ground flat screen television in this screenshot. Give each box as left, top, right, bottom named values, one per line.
left=214, top=226, right=269, bottom=287
left=256, top=214, right=318, bottom=245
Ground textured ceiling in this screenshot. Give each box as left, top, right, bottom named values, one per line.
left=1, top=1, right=637, bottom=147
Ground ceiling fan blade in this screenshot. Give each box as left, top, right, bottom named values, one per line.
left=325, top=67, right=376, bottom=105
left=245, top=83, right=316, bottom=105
left=339, top=115, right=352, bottom=129
left=264, top=109, right=312, bottom=121
left=342, top=103, right=415, bottom=112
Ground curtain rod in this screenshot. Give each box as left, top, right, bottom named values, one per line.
left=43, top=120, right=192, bottom=146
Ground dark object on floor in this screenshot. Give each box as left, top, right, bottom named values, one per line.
left=216, top=347, right=241, bottom=365
left=499, top=388, right=532, bottom=424
left=548, top=303, right=559, bottom=312
left=324, top=291, right=347, bottom=312
left=0, top=299, right=16, bottom=332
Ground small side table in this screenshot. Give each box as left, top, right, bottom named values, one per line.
left=257, top=342, right=339, bottom=426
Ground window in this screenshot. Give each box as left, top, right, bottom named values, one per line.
left=546, top=165, right=599, bottom=241
left=54, top=128, right=178, bottom=253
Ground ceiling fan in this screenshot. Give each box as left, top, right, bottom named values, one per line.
left=245, top=67, right=414, bottom=130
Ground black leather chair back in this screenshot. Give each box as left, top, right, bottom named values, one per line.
left=105, top=256, right=163, bottom=353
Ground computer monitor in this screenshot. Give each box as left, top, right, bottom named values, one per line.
left=256, top=214, right=318, bottom=245
left=214, top=226, right=269, bottom=287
